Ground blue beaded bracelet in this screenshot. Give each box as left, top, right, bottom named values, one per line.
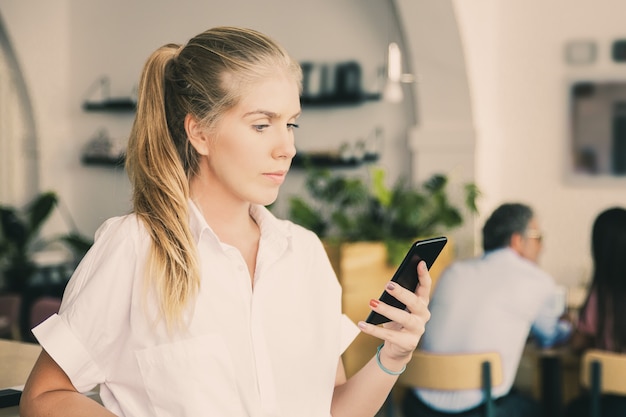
left=376, top=343, right=407, bottom=375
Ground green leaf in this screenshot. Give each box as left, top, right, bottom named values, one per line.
left=464, top=183, right=481, bottom=214
left=27, top=191, right=58, bottom=236
left=371, top=168, right=392, bottom=207
left=288, top=197, right=326, bottom=237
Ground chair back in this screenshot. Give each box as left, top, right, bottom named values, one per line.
left=580, top=349, right=626, bottom=417
left=397, top=350, right=503, bottom=417
left=398, top=350, right=504, bottom=390
left=581, top=349, right=626, bottom=395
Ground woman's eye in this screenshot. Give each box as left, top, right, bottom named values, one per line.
left=253, top=124, right=270, bottom=132
left=287, top=123, right=300, bottom=130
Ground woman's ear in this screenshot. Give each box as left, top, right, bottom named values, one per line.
left=185, top=114, right=210, bottom=156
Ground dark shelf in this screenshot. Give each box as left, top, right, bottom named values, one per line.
left=292, top=153, right=379, bottom=168
left=83, top=98, right=136, bottom=112
left=300, top=93, right=381, bottom=107
left=81, top=155, right=125, bottom=167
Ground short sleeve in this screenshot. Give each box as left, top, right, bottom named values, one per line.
left=32, top=215, right=147, bottom=392
left=32, top=314, right=105, bottom=392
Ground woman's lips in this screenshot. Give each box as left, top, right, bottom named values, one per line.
left=263, top=171, right=287, bottom=184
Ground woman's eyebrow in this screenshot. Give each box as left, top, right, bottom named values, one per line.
left=242, top=110, right=301, bottom=119
left=243, top=110, right=279, bottom=118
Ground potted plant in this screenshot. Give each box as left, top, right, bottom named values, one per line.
left=0, top=191, right=93, bottom=294
left=284, top=166, right=480, bottom=378
left=287, top=166, right=480, bottom=265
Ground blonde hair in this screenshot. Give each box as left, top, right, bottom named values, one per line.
left=125, top=27, right=302, bottom=329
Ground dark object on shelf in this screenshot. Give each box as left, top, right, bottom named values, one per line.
left=81, top=128, right=126, bottom=167
left=612, top=39, right=626, bottom=62
left=299, top=60, right=380, bottom=106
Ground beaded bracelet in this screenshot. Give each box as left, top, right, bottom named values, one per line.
left=376, top=343, right=407, bottom=375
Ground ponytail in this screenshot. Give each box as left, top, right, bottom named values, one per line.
left=126, top=44, right=200, bottom=330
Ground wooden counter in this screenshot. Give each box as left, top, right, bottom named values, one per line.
left=0, top=339, right=41, bottom=416
left=0, top=339, right=41, bottom=389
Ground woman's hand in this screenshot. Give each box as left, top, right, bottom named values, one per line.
left=358, top=260, right=432, bottom=365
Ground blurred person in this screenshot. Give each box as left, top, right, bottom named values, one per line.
left=402, top=203, right=571, bottom=417
left=564, top=206, right=626, bottom=417
left=19, top=26, right=432, bottom=417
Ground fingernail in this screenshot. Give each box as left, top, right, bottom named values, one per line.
left=386, top=282, right=396, bottom=291
left=369, top=299, right=380, bottom=308
left=358, top=321, right=368, bottom=330
left=419, top=261, right=427, bottom=271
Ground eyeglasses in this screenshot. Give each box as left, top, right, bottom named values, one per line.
left=525, top=229, right=543, bottom=242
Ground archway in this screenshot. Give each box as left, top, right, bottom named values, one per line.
left=0, top=10, right=39, bottom=206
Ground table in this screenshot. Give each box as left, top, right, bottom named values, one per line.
left=0, top=339, right=41, bottom=416
left=515, top=342, right=583, bottom=417
left=0, top=339, right=41, bottom=388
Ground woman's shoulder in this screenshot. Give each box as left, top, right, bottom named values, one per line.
left=95, top=212, right=148, bottom=239
left=77, top=213, right=151, bottom=273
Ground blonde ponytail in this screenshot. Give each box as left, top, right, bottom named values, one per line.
left=126, top=44, right=200, bottom=330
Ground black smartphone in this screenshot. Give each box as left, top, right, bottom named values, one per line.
left=365, top=236, right=448, bottom=325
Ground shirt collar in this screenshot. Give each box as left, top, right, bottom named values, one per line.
left=187, top=199, right=291, bottom=247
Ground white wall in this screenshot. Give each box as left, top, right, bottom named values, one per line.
left=454, top=0, right=626, bottom=287
left=0, top=0, right=414, bottom=235
left=4, top=0, right=623, bottom=290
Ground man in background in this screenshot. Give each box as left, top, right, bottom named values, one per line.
left=403, top=202, right=571, bottom=417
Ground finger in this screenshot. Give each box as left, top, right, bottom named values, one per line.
left=369, top=286, right=430, bottom=327
left=416, top=261, right=432, bottom=305
left=357, top=319, right=423, bottom=351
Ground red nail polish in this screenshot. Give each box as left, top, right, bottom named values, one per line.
left=369, top=299, right=380, bottom=308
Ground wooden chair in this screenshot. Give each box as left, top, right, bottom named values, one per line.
left=395, top=350, right=504, bottom=417
left=580, top=349, right=626, bottom=417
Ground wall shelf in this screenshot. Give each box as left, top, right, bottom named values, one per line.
left=81, top=155, right=125, bottom=167
left=292, top=153, right=378, bottom=168
left=82, top=98, right=136, bottom=112
left=82, top=95, right=379, bottom=111
left=300, top=93, right=381, bottom=107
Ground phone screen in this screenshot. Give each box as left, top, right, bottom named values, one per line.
left=365, top=236, right=447, bottom=325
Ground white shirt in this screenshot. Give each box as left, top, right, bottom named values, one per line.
left=414, top=248, right=571, bottom=412
left=34, top=202, right=359, bottom=417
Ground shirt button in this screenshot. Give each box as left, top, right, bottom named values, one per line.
left=238, top=265, right=244, bottom=271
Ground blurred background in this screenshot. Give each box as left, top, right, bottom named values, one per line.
left=1, top=0, right=626, bottom=294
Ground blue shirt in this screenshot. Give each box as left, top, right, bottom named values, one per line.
left=414, top=248, right=571, bottom=412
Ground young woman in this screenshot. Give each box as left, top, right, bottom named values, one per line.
left=564, top=207, right=626, bottom=417
left=570, top=206, right=626, bottom=353
left=19, top=26, right=432, bottom=417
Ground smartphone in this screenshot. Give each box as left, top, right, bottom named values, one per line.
left=365, top=236, right=448, bottom=325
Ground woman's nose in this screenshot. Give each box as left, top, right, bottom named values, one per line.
left=274, top=130, right=296, bottom=159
